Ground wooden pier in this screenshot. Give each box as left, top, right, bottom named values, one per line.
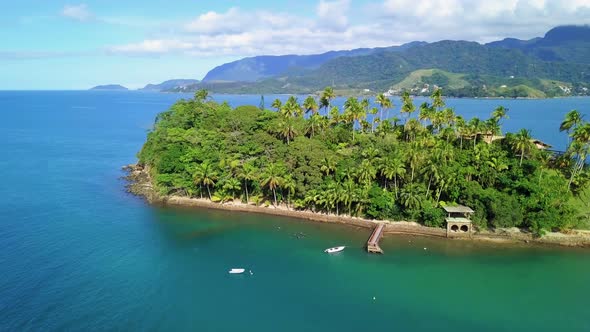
left=367, top=223, right=385, bottom=254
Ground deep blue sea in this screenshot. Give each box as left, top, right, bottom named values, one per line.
left=1, top=91, right=589, bottom=331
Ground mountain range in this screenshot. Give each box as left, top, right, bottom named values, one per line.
left=202, top=41, right=427, bottom=82
left=177, top=25, right=590, bottom=98
left=91, top=26, right=590, bottom=98
left=139, top=79, right=200, bottom=92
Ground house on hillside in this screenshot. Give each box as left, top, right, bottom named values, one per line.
left=477, top=134, right=552, bottom=150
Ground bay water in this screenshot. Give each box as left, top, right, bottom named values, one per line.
left=0, top=91, right=589, bottom=331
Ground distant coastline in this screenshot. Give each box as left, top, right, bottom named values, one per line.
left=79, top=89, right=590, bottom=100
left=89, top=84, right=128, bottom=91
left=124, top=164, right=590, bottom=248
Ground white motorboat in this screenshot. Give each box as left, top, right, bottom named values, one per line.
left=324, top=246, right=346, bottom=254
left=229, top=268, right=245, bottom=274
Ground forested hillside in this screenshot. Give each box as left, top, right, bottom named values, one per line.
left=138, top=89, right=590, bottom=234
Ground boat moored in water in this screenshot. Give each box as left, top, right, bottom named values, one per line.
left=324, top=246, right=346, bottom=254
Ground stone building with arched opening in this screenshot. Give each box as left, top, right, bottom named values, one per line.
left=443, top=205, right=474, bottom=238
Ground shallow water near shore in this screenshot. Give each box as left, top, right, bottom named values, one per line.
left=1, top=91, right=590, bottom=331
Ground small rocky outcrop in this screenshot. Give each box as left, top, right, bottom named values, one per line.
left=122, top=164, right=160, bottom=203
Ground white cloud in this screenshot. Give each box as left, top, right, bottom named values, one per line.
left=108, top=40, right=194, bottom=55
left=317, top=0, right=351, bottom=31
left=380, top=0, right=590, bottom=42
left=184, top=7, right=301, bottom=35
left=99, top=0, right=590, bottom=58
left=61, top=4, right=94, bottom=22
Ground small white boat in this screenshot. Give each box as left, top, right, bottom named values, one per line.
left=229, top=268, right=245, bottom=274
left=324, top=246, right=346, bottom=254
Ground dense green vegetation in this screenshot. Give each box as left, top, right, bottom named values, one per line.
left=138, top=89, right=590, bottom=235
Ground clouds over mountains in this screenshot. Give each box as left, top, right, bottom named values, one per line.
left=9, top=1, right=590, bottom=60
left=106, top=0, right=590, bottom=58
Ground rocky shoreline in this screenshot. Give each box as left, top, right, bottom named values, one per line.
left=124, top=164, right=590, bottom=248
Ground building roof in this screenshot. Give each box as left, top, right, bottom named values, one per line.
left=443, top=205, right=474, bottom=214
left=445, top=217, right=472, bottom=224
left=481, top=135, right=552, bottom=149
left=531, top=139, right=552, bottom=149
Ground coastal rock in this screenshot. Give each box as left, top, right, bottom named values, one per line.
left=123, top=164, right=160, bottom=203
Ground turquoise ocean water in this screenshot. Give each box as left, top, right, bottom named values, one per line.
left=0, top=91, right=589, bottom=331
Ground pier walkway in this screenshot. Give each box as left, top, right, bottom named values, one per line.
left=367, top=223, right=385, bottom=254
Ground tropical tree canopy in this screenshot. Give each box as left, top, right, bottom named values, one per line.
left=139, top=89, right=589, bottom=235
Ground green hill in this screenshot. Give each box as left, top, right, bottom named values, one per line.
left=176, top=26, right=590, bottom=98
left=392, top=69, right=469, bottom=91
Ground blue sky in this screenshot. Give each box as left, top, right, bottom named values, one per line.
left=2, top=0, right=589, bottom=90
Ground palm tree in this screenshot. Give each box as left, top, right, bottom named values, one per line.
left=492, top=106, right=509, bottom=126
left=572, top=122, right=590, bottom=143
left=360, top=98, right=370, bottom=115
left=194, top=160, right=218, bottom=200
left=560, top=110, right=584, bottom=141
left=486, top=157, right=508, bottom=186
left=320, top=156, right=337, bottom=177
left=568, top=123, right=590, bottom=187
left=276, top=118, right=297, bottom=144
left=357, top=159, right=377, bottom=186
left=303, top=95, right=319, bottom=116
left=352, top=104, right=367, bottom=138
left=375, top=93, right=392, bottom=121
left=390, top=158, right=406, bottom=197
left=404, top=118, right=422, bottom=142
left=320, top=87, right=335, bottom=116
left=194, top=89, right=210, bottom=102
left=455, top=116, right=467, bottom=149
left=423, top=156, right=441, bottom=199
left=435, top=169, right=455, bottom=203
left=342, top=179, right=357, bottom=215
left=281, top=96, right=302, bottom=118
left=329, top=106, right=340, bottom=123
left=222, top=178, right=241, bottom=200
left=369, top=107, right=379, bottom=133
left=282, top=174, right=296, bottom=207
left=380, top=156, right=406, bottom=195
left=483, top=118, right=501, bottom=143
left=513, top=129, right=533, bottom=166
left=400, top=184, right=423, bottom=210
left=400, top=91, right=416, bottom=124
left=441, top=108, right=456, bottom=129
left=271, top=99, right=282, bottom=112
left=486, top=156, right=508, bottom=172
left=219, top=158, right=240, bottom=177
left=431, top=88, right=445, bottom=110
left=468, top=117, right=483, bottom=149
left=261, top=163, right=284, bottom=206
left=406, top=141, right=424, bottom=183
left=305, top=114, right=322, bottom=138
left=567, top=137, right=589, bottom=189
left=419, top=102, right=433, bottom=127
left=317, top=115, right=330, bottom=135
left=362, top=147, right=381, bottom=163
left=238, top=162, right=257, bottom=203
left=344, top=97, right=365, bottom=140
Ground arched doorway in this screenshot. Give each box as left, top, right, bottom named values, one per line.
left=460, top=225, right=469, bottom=232
left=451, top=225, right=459, bottom=232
